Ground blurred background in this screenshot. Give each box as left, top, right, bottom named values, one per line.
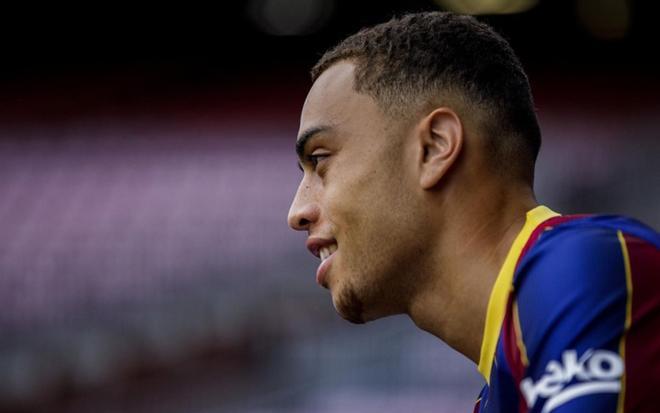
left=0, top=1, right=658, bottom=412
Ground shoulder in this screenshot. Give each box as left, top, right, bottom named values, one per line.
left=510, top=214, right=660, bottom=412
left=512, top=215, right=644, bottom=360
left=512, top=213, right=659, bottom=361
left=515, top=217, right=623, bottom=294
left=515, top=214, right=658, bottom=293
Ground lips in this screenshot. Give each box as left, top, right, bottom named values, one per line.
left=306, top=237, right=337, bottom=287
left=306, top=237, right=337, bottom=258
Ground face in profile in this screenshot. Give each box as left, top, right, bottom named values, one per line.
left=287, top=62, right=430, bottom=324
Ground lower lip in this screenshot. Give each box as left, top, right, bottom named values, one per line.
left=316, top=253, right=335, bottom=287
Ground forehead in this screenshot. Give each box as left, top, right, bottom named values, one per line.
left=299, top=62, right=384, bottom=136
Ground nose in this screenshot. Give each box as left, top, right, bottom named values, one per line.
left=287, top=181, right=320, bottom=231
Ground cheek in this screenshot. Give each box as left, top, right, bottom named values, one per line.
left=328, top=170, right=412, bottom=256
left=321, top=162, right=369, bottom=223
left=323, top=146, right=415, bottom=247
left=324, top=170, right=381, bottom=233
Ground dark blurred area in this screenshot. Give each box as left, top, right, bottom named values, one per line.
left=2, top=0, right=659, bottom=120
left=0, top=1, right=658, bottom=412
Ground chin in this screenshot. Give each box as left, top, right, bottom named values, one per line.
left=334, top=282, right=409, bottom=325
left=331, top=283, right=367, bottom=324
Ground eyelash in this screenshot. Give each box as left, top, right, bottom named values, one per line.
left=307, top=154, right=329, bottom=169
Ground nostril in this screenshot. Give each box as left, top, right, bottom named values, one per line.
left=292, top=218, right=311, bottom=231
left=288, top=199, right=319, bottom=231
left=287, top=212, right=311, bottom=231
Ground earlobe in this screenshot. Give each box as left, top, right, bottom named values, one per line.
left=418, top=108, right=463, bottom=190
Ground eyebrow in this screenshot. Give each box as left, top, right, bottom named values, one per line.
left=295, top=125, right=332, bottom=160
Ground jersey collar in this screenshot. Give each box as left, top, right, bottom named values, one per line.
left=477, top=205, right=560, bottom=382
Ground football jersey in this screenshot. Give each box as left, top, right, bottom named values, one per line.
left=473, top=205, right=660, bottom=413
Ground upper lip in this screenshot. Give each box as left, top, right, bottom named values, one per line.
left=306, top=236, right=337, bottom=258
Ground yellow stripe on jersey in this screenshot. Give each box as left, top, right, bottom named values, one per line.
left=513, top=300, right=529, bottom=367
left=616, top=230, right=633, bottom=413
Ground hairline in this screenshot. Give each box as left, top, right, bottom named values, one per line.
left=313, top=58, right=531, bottom=183
left=319, top=57, right=487, bottom=121
left=315, top=57, right=497, bottom=141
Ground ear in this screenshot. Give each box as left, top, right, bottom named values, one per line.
left=416, top=108, right=464, bottom=190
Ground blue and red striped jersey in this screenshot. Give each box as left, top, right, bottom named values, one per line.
left=474, top=206, right=660, bottom=413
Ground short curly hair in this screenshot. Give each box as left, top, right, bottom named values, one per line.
left=312, top=12, right=541, bottom=183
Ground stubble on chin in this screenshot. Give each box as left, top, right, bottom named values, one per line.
left=334, top=281, right=366, bottom=324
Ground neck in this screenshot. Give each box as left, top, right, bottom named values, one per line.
left=407, top=182, right=537, bottom=363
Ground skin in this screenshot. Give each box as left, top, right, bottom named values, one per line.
left=287, top=61, right=538, bottom=363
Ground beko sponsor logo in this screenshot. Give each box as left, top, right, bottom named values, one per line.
left=520, top=349, right=622, bottom=413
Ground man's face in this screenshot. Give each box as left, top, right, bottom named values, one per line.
left=288, top=62, right=428, bottom=323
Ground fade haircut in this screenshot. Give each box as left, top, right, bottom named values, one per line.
left=311, top=11, right=541, bottom=183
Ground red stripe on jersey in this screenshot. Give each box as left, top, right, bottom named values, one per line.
left=501, top=298, right=528, bottom=413
left=623, top=234, right=660, bottom=412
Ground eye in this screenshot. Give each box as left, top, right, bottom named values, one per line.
left=307, top=153, right=330, bottom=169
